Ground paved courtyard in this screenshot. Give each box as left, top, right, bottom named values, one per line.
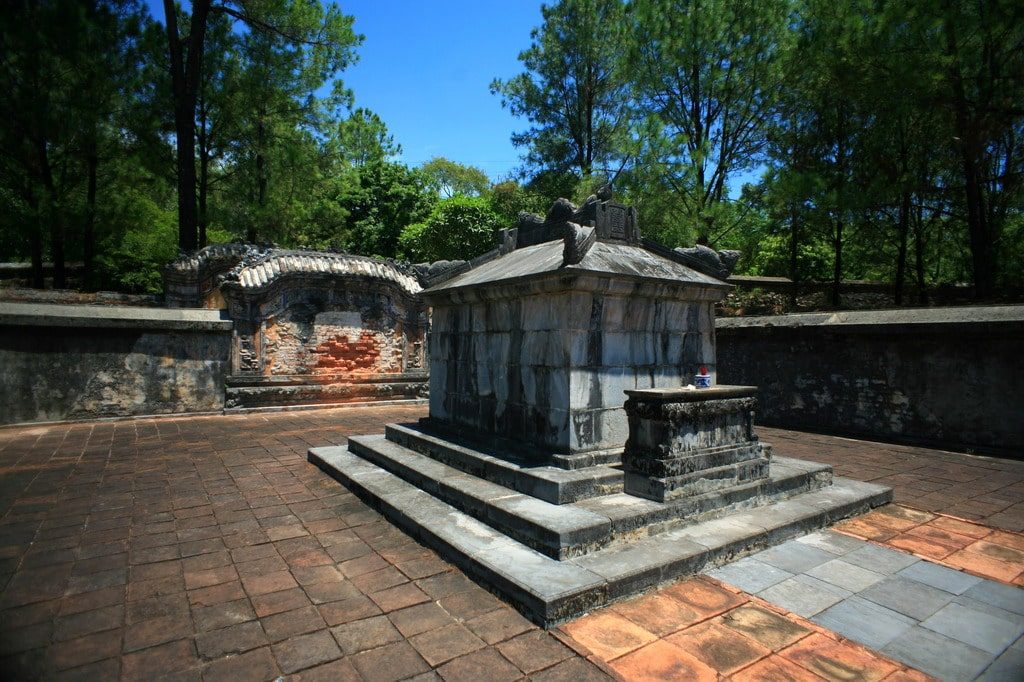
left=1, top=403, right=1022, bottom=680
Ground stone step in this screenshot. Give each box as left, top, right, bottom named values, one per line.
left=414, top=418, right=623, bottom=470
left=308, top=445, right=892, bottom=626
left=384, top=422, right=623, bottom=504
left=625, top=456, right=772, bottom=502
left=345, top=434, right=835, bottom=560
left=348, top=435, right=610, bottom=559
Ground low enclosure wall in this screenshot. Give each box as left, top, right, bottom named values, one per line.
left=716, top=306, right=1024, bottom=455
left=0, top=303, right=232, bottom=425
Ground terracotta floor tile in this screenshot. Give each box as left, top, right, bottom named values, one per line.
left=607, top=639, right=717, bottom=682
left=779, top=632, right=897, bottom=682
left=927, top=516, right=993, bottom=540
left=559, top=611, right=658, bottom=662
left=888, top=533, right=959, bottom=560
left=904, top=524, right=977, bottom=550
left=609, top=592, right=703, bottom=636
left=866, top=506, right=934, bottom=532
left=718, top=605, right=811, bottom=652
left=834, top=518, right=899, bottom=542
left=964, top=538, right=1024, bottom=565
left=731, top=654, right=825, bottom=681
left=661, top=577, right=747, bottom=619
left=987, top=529, right=1024, bottom=552
left=944, top=548, right=1023, bottom=582
left=666, top=619, right=770, bottom=675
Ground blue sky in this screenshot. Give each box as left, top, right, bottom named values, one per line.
left=146, top=1, right=544, bottom=181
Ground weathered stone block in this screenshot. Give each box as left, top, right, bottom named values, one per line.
left=622, top=385, right=772, bottom=503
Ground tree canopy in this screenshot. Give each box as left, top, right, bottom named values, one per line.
left=0, top=0, right=1020, bottom=305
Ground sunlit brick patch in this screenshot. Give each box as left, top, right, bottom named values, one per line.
left=835, top=504, right=1024, bottom=585
left=556, top=576, right=930, bottom=681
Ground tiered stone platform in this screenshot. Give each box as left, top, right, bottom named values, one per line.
left=310, top=419, right=889, bottom=625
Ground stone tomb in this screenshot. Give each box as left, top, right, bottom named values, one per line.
left=310, top=194, right=890, bottom=625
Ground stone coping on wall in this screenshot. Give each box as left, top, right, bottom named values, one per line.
left=0, top=302, right=233, bottom=332
left=716, top=304, right=1024, bottom=334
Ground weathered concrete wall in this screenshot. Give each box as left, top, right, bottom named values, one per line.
left=0, top=303, right=232, bottom=425
left=716, top=306, right=1024, bottom=455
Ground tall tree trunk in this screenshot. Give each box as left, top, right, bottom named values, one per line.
left=789, top=204, right=800, bottom=308
left=197, top=93, right=209, bottom=248
left=894, top=191, right=910, bottom=305
left=26, top=192, right=44, bottom=289
left=164, top=0, right=210, bottom=254
left=84, top=144, right=98, bottom=289
left=250, top=117, right=266, bottom=244
left=913, top=197, right=928, bottom=305
left=944, top=16, right=994, bottom=299
left=36, top=138, right=65, bottom=289
left=832, top=218, right=843, bottom=308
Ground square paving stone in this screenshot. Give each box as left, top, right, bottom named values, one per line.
left=859, top=576, right=957, bottom=621
left=842, top=543, right=919, bottom=575
left=964, top=579, right=1024, bottom=616
left=954, top=596, right=1024, bottom=627
left=977, top=644, right=1024, bottom=681
left=812, top=596, right=916, bottom=650
left=750, top=541, right=837, bottom=574
left=882, top=625, right=993, bottom=681
left=706, top=557, right=793, bottom=594
left=331, top=614, right=403, bottom=656
left=719, top=605, right=810, bottom=651
left=436, top=646, right=523, bottom=682
left=898, top=559, right=983, bottom=595
left=272, top=629, right=342, bottom=674
left=607, top=639, right=717, bottom=681
left=666, top=619, right=771, bottom=675
left=805, top=558, right=886, bottom=593
left=757, top=574, right=850, bottom=617
left=780, top=631, right=898, bottom=681
left=351, top=640, right=430, bottom=682
left=495, top=630, right=574, bottom=674
left=408, top=622, right=486, bottom=667
left=795, top=530, right=867, bottom=556
left=921, top=602, right=1024, bottom=654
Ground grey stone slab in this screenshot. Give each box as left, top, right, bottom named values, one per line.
left=882, top=625, right=993, bottom=682
left=795, top=529, right=866, bottom=556
left=859, top=576, right=957, bottom=621
left=812, top=596, right=916, bottom=650
left=572, top=534, right=707, bottom=600
left=978, top=644, right=1024, bottom=681
left=922, top=602, right=1024, bottom=655
left=750, top=540, right=837, bottom=574
left=707, top=557, right=793, bottom=594
left=964, top=580, right=1024, bottom=617
left=805, top=558, right=886, bottom=593
left=757, top=574, right=850, bottom=618
left=898, top=559, right=984, bottom=596
left=842, top=542, right=920, bottom=575
left=955, top=596, right=1024, bottom=628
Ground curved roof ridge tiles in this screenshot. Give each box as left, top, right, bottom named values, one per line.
left=224, top=248, right=421, bottom=295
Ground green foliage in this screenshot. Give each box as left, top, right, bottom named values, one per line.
left=95, top=189, right=178, bottom=293
left=399, top=196, right=502, bottom=263
left=420, top=157, right=491, bottom=198
left=342, top=162, right=435, bottom=258
left=491, top=0, right=632, bottom=178
left=488, top=180, right=549, bottom=226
